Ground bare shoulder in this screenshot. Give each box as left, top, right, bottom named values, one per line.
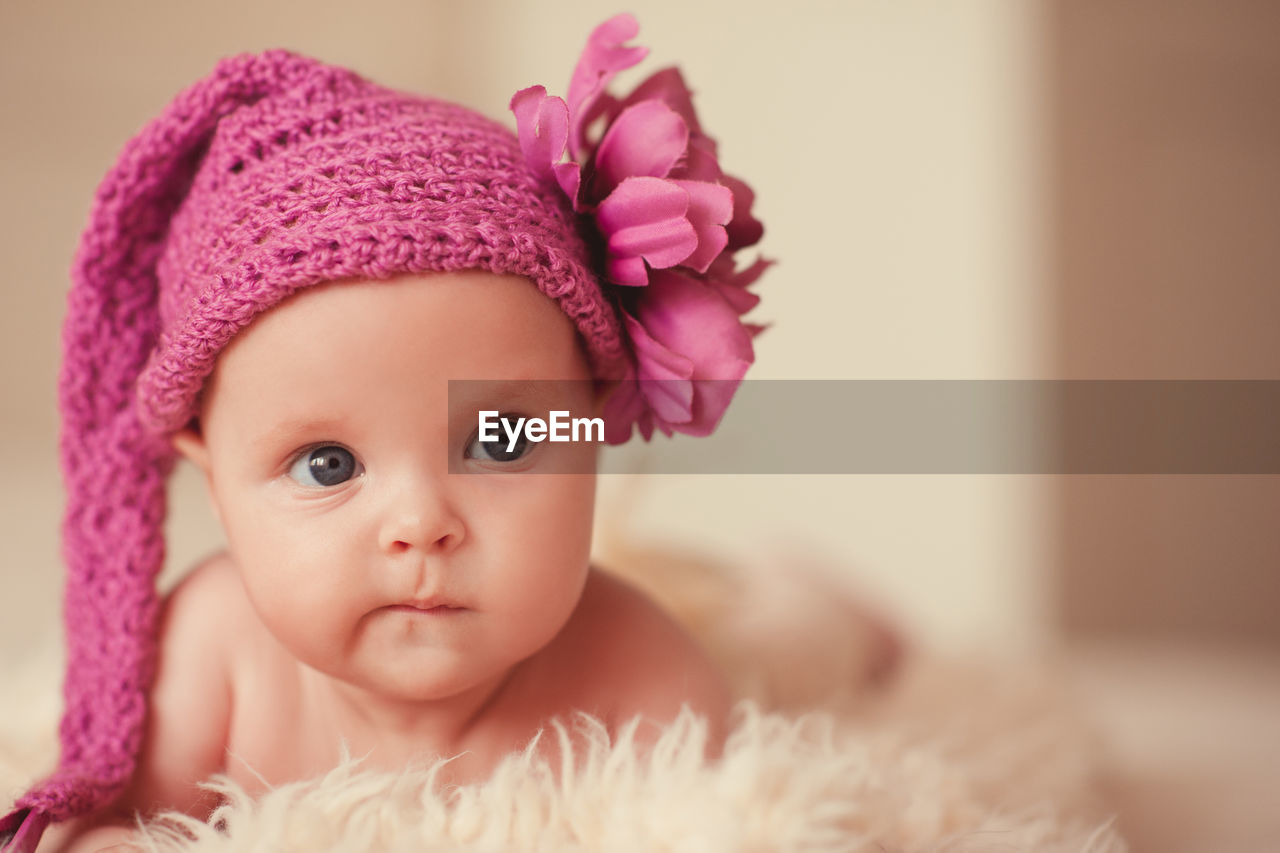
left=165, top=550, right=253, bottom=627
left=114, top=552, right=244, bottom=818
left=158, top=551, right=257, bottom=688
left=561, top=568, right=733, bottom=749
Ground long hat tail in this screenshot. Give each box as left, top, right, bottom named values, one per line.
left=1, top=50, right=330, bottom=853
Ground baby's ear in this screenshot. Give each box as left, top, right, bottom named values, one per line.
left=171, top=424, right=225, bottom=528
left=171, top=424, right=211, bottom=476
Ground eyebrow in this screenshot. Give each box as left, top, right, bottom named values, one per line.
left=250, top=416, right=350, bottom=451
left=448, top=379, right=581, bottom=407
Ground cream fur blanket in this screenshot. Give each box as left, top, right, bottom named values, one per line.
left=2, top=547, right=1127, bottom=852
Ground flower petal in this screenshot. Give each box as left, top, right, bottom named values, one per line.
left=671, top=179, right=732, bottom=272
left=606, top=255, right=651, bottom=288
left=624, top=312, right=695, bottom=424
left=594, top=101, right=689, bottom=192
left=620, top=69, right=721, bottom=182
left=674, top=133, right=722, bottom=182
left=705, top=255, right=772, bottom=314
left=620, top=67, right=704, bottom=137
left=510, top=86, right=569, bottom=183
left=567, top=14, right=649, bottom=159
left=596, top=177, right=697, bottom=285
left=554, top=161, right=582, bottom=209
left=720, top=174, right=765, bottom=249
left=707, top=278, right=762, bottom=315
left=630, top=270, right=754, bottom=436
left=602, top=369, right=655, bottom=443
left=635, top=271, right=754, bottom=381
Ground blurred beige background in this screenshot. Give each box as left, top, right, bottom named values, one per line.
left=3, top=1, right=1279, bottom=849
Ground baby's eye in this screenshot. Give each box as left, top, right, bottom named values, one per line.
left=288, top=445, right=362, bottom=487
left=465, top=414, right=532, bottom=464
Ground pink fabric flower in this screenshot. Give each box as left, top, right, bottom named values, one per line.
left=512, top=13, right=769, bottom=442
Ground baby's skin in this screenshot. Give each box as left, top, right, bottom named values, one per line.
left=54, top=271, right=730, bottom=852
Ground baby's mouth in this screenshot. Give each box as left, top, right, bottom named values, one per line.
left=384, top=599, right=466, bottom=615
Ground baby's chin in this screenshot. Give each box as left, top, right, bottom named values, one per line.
left=327, top=636, right=521, bottom=705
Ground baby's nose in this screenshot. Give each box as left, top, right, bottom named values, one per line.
left=377, top=479, right=465, bottom=554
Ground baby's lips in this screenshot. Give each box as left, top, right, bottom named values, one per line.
left=385, top=593, right=468, bottom=612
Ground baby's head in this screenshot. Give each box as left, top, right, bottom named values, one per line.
left=137, top=51, right=618, bottom=709
left=4, top=14, right=764, bottom=845
left=175, top=270, right=602, bottom=705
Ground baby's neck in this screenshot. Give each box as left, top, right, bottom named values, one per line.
left=298, top=661, right=521, bottom=767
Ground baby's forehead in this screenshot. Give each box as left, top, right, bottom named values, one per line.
left=202, top=271, right=591, bottom=407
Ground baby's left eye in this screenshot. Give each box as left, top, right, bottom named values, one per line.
left=288, top=445, right=362, bottom=487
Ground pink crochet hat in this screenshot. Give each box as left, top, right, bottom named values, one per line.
left=2, top=15, right=765, bottom=850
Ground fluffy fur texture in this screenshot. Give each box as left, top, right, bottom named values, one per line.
left=132, top=702, right=1122, bottom=853
left=1, top=643, right=1127, bottom=852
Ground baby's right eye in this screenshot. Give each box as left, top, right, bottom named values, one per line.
left=288, top=445, right=362, bottom=488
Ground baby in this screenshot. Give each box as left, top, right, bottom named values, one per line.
left=1, top=15, right=767, bottom=853
left=69, top=269, right=733, bottom=852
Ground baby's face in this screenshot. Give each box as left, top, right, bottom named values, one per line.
left=181, top=271, right=600, bottom=703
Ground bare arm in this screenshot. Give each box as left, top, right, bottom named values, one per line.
left=51, top=556, right=237, bottom=852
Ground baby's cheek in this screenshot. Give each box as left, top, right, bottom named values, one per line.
left=526, top=474, right=595, bottom=548
left=236, top=565, right=341, bottom=654
left=501, top=524, right=592, bottom=644
left=267, top=600, right=360, bottom=679
left=239, top=574, right=300, bottom=633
